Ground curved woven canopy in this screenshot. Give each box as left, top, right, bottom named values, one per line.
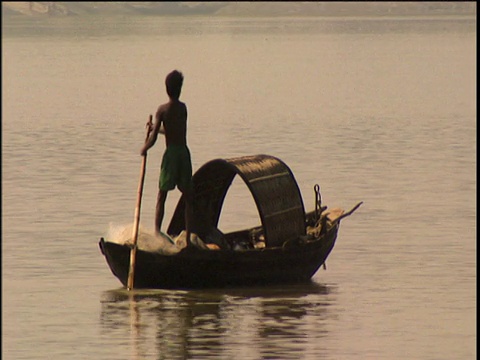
left=167, top=154, right=306, bottom=248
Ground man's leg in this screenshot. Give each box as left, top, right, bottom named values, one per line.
left=179, top=186, right=194, bottom=246
left=155, top=189, right=168, bottom=235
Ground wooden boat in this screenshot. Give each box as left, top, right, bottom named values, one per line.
left=99, top=154, right=361, bottom=289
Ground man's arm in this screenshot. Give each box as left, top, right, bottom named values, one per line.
left=140, top=108, right=163, bottom=156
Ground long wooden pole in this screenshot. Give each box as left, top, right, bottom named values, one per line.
left=127, top=115, right=153, bottom=291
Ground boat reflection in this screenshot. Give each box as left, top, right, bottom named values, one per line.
left=100, top=281, right=336, bottom=359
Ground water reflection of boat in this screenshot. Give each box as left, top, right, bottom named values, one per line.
left=100, top=283, right=335, bottom=359
left=99, top=154, right=362, bottom=289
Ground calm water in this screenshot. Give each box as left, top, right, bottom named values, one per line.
left=2, top=16, right=476, bottom=360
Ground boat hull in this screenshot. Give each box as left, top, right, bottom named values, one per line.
left=99, top=225, right=338, bottom=289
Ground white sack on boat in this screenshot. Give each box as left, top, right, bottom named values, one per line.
left=105, top=223, right=182, bottom=255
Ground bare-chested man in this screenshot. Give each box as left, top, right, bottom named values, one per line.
left=141, top=70, right=193, bottom=244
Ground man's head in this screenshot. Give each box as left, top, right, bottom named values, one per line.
left=165, top=70, right=184, bottom=100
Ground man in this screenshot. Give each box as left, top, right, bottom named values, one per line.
left=141, top=70, right=193, bottom=245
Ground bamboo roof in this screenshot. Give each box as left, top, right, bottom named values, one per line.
left=168, top=154, right=306, bottom=248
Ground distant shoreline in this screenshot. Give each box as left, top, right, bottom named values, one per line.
left=2, top=13, right=476, bottom=22
left=2, top=2, right=476, bottom=20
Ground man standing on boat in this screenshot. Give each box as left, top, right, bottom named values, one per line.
left=141, top=70, right=194, bottom=245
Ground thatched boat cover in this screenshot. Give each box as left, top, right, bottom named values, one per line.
left=168, top=154, right=306, bottom=248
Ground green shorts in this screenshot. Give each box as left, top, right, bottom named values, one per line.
left=159, top=145, right=193, bottom=191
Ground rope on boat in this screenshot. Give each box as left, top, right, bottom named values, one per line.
left=314, top=184, right=328, bottom=226
left=314, top=184, right=322, bottom=223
